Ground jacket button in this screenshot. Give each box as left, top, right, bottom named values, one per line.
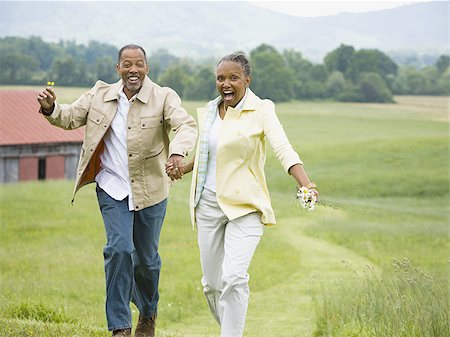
left=135, top=205, right=139, bottom=210
left=131, top=179, right=134, bottom=183
left=96, top=119, right=100, bottom=122
left=128, top=126, right=131, bottom=129
left=129, top=154, right=132, bottom=157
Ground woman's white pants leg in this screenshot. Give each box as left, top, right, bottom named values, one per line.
left=196, top=189, right=263, bottom=337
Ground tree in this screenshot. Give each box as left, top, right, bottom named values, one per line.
left=183, top=66, right=216, bottom=100
left=149, top=49, right=180, bottom=81
left=356, top=72, right=393, bottom=103
left=157, top=63, right=192, bottom=98
left=309, top=64, right=328, bottom=82
left=436, top=69, right=450, bottom=95
left=283, top=49, right=313, bottom=82
left=324, top=44, right=355, bottom=74
left=325, top=71, right=346, bottom=98
left=27, top=36, right=61, bottom=71
left=250, top=44, right=295, bottom=102
left=420, top=66, right=441, bottom=95
left=0, top=50, right=39, bottom=84
left=435, top=55, right=450, bottom=74
left=96, top=56, right=118, bottom=84
left=50, top=55, right=94, bottom=87
left=346, top=49, right=398, bottom=84
left=392, top=66, right=426, bottom=95
left=85, top=41, right=118, bottom=65
left=299, top=81, right=326, bottom=99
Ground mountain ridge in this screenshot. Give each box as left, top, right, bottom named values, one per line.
left=0, top=1, right=447, bottom=62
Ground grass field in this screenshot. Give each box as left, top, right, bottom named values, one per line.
left=0, top=87, right=448, bottom=336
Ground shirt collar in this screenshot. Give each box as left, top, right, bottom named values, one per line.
left=118, top=85, right=129, bottom=101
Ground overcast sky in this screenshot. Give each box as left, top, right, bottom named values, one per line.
left=18, top=0, right=441, bottom=18
left=249, top=0, right=434, bottom=17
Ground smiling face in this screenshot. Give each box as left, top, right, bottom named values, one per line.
left=116, top=48, right=149, bottom=99
left=215, top=61, right=251, bottom=109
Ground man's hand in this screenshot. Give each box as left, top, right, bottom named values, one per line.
left=165, top=154, right=184, bottom=181
left=37, top=86, right=57, bottom=114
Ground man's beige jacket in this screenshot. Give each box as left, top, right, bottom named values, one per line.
left=44, top=77, right=197, bottom=210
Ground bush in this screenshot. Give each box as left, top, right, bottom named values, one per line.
left=356, top=72, right=394, bottom=103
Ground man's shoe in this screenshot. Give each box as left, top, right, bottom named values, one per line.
left=112, top=328, right=132, bottom=337
left=134, top=314, right=156, bottom=337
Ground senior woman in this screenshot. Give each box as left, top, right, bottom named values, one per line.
left=166, top=53, right=318, bottom=337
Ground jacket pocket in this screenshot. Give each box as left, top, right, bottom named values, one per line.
left=144, top=145, right=164, bottom=159
left=87, top=108, right=105, bottom=125
left=140, top=116, right=164, bottom=157
left=140, top=115, right=163, bottom=128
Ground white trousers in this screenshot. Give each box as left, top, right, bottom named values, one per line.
left=196, top=188, right=264, bottom=337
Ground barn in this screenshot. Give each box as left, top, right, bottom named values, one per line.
left=0, top=90, right=84, bottom=183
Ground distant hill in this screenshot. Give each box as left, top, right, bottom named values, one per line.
left=1, top=1, right=448, bottom=62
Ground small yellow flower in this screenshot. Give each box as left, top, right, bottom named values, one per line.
left=47, top=81, right=55, bottom=86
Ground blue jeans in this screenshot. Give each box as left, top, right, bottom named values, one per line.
left=96, top=185, right=167, bottom=331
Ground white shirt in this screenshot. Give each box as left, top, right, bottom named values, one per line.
left=95, top=87, right=134, bottom=210
left=204, top=89, right=248, bottom=193
left=204, top=109, right=223, bottom=192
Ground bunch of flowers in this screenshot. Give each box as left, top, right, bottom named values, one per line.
left=296, top=186, right=318, bottom=211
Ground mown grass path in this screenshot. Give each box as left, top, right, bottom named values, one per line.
left=246, top=216, right=380, bottom=337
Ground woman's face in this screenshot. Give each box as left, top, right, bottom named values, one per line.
left=215, top=61, right=251, bottom=108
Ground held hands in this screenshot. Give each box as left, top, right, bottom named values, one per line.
left=165, top=154, right=184, bottom=181
left=37, top=85, right=57, bottom=114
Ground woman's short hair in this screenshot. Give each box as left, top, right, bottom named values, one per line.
left=217, top=52, right=252, bottom=77
left=118, top=44, right=147, bottom=64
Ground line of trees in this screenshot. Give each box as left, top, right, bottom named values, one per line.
left=1, top=36, right=448, bottom=102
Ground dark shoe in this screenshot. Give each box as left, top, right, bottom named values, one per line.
left=134, top=314, right=156, bottom=337
left=112, top=328, right=132, bottom=337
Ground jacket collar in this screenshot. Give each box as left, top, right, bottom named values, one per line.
left=241, top=88, right=258, bottom=112
left=104, top=76, right=154, bottom=103
left=221, top=88, right=259, bottom=119
left=198, top=87, right=260, bottom=123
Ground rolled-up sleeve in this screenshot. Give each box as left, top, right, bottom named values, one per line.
left=261, top=100, right=302, bottom=173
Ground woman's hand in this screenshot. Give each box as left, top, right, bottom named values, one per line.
left=309, top=187, right=319, bottom=201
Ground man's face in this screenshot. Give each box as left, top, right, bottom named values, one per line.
left=116, top=48, right=149, bottom=97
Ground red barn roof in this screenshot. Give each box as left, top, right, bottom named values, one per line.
left=0, top=90, right=84, bottom=146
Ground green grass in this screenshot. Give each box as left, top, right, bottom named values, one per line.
left=0, top=92, right=448, bottom=336
left=313, top=258, right=448, bottom=337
